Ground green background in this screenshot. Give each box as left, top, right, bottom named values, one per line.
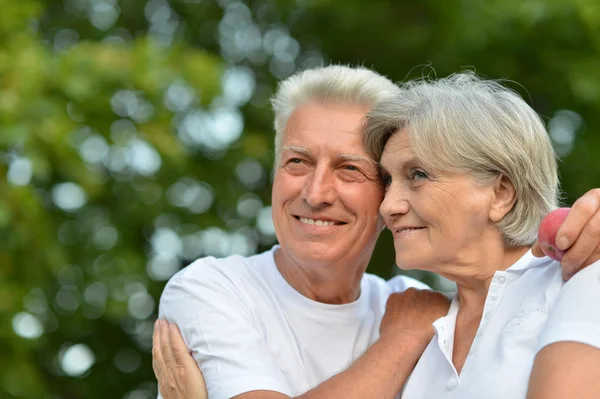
left=2, top=0, right=599, bottom=397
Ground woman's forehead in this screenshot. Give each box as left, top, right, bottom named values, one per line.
left=380, top=132, right=417, bottom=169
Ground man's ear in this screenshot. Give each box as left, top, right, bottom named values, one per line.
left=490, top=174, right=517, bottom=222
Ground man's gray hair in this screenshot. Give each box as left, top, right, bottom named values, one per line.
left=364, top=72, right=560, bottom=247
left=271, top=65, right=401, bottom=166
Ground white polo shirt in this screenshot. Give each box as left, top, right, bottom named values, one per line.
left=402, top=251, right=600, bottom=399
left=158, top=246, right=429, bottom=399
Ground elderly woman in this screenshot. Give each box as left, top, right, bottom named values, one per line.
left=152, top=72, right=600, bottom=399
left=364, top=72, right=600, bottom=398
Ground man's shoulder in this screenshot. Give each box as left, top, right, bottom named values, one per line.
left=360, top=272, right=431, bottom=296
left=159, top=248, right=278, bottom=319
left=171, top=247, right=275, bottom=285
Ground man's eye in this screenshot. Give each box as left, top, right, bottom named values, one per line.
left=344, top=165, right=359, bottom=172
left=289, top=158, right=303, bottom=164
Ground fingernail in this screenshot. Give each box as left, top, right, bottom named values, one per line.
left=557, top=236, right=570, bottom=250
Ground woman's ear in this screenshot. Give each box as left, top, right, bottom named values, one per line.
left=490, top=174, right=517, bottom=222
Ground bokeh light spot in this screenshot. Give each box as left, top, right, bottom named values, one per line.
left=7, top=157, right=33, bottom=186
left=59, top=343, right=95, bottom=377
left=12, top=312, right=44, bottom=339
left=51, top=182, right=87, bottom=212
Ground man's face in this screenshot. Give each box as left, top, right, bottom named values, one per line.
left=272, top=101, right=385, bottom=268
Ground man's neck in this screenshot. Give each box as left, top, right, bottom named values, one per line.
left=273, top=247, right=371, bottom=304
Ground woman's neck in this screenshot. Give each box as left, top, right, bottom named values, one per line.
left=448, top=243, right=531, bottom=374
left=443, top=242, right=531, bottom=307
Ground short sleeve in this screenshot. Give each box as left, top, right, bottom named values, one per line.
left=537, top=260, right=600, bottom=351
left=158, top=262, right=292, bottom=399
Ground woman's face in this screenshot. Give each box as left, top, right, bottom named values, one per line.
left=379, top=129, right=499, bottom=272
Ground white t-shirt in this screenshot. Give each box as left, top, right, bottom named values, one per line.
left=401, top=251, right=600, bottom=399
left=158, top=246, right=428, bottom=399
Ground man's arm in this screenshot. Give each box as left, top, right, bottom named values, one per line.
left=527, top=261, right=600, bottom=399
left=155, top=287, right=450, bottom=399
left=527, top=342, right=600, bottom=399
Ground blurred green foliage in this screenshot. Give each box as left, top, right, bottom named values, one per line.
left=1, top=0, right=599, bottom=397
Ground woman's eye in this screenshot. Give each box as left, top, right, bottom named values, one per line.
left=381, top=174, right=392, bottom=186
left=410, top=169, right=429, bottom=180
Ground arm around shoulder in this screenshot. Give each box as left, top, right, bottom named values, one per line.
left=528, top=342, right=600, bottom=399
left=528, top=261, right=600, bottom=399
left=158, top=260, right=292, bottom=399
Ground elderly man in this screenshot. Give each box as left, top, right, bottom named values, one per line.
left=153, top=65, right=600, bottom=399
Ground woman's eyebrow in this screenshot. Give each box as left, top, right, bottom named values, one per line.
left=380, top=156, right=420, bottom=174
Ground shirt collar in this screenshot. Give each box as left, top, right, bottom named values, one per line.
left=504, top=249, right=554, bottom=274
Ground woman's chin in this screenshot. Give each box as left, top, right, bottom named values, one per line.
left=394, top=256, right=431, bottom=272
left=394, top=259, right=415, bottom=271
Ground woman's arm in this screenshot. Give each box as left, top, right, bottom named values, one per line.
left=153, top=289, right=450, bottom=399
left=527, top=342, right=600, bottom=399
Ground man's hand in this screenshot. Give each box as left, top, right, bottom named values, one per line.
left=152, top=319, right=208, bottom=399
left=380, top=288, right=451, bottom=347
left=532, top=188, right=600, bottom=280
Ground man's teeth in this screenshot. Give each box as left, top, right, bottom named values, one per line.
left=299, top=217, right=336, bottom=226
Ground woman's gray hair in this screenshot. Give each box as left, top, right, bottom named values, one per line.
left=364, top=72, right=560, bottom=247
left=271, top=65, right=401, bottom=166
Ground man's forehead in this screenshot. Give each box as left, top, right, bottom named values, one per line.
left=285, top=102, right=367, bottom=134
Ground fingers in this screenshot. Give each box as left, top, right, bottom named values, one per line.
left=168, top=324, right=197, bottom=369
left=153, top=320, right=173, bottom=399
left=169, top=324, right=208, bottom=397
left=561, top=209, right=600, bottom=274
left=153, top=320, right=163, bottom=371
left=556, top=190, right=600, bottom=250
left=159, top=320, right=176, bottom=371
left=558, top=190, right=600, bottom=273
left=531, top=241, right=544, bottom=258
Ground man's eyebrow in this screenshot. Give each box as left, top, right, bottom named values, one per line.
left=339, top=153, right=375, bottom=165
left=282, top=146, right=375, bottom=165
left=282, top=145, right=312, bottom=157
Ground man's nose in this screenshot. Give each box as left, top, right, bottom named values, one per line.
left=302, top=167, right=337, bottom=207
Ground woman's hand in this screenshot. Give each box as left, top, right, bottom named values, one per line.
left=380, top=288, right=451, bottom=348
left=533, top=188, right=600, bottom=280
left=152, top=319, right=208, bottom=399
